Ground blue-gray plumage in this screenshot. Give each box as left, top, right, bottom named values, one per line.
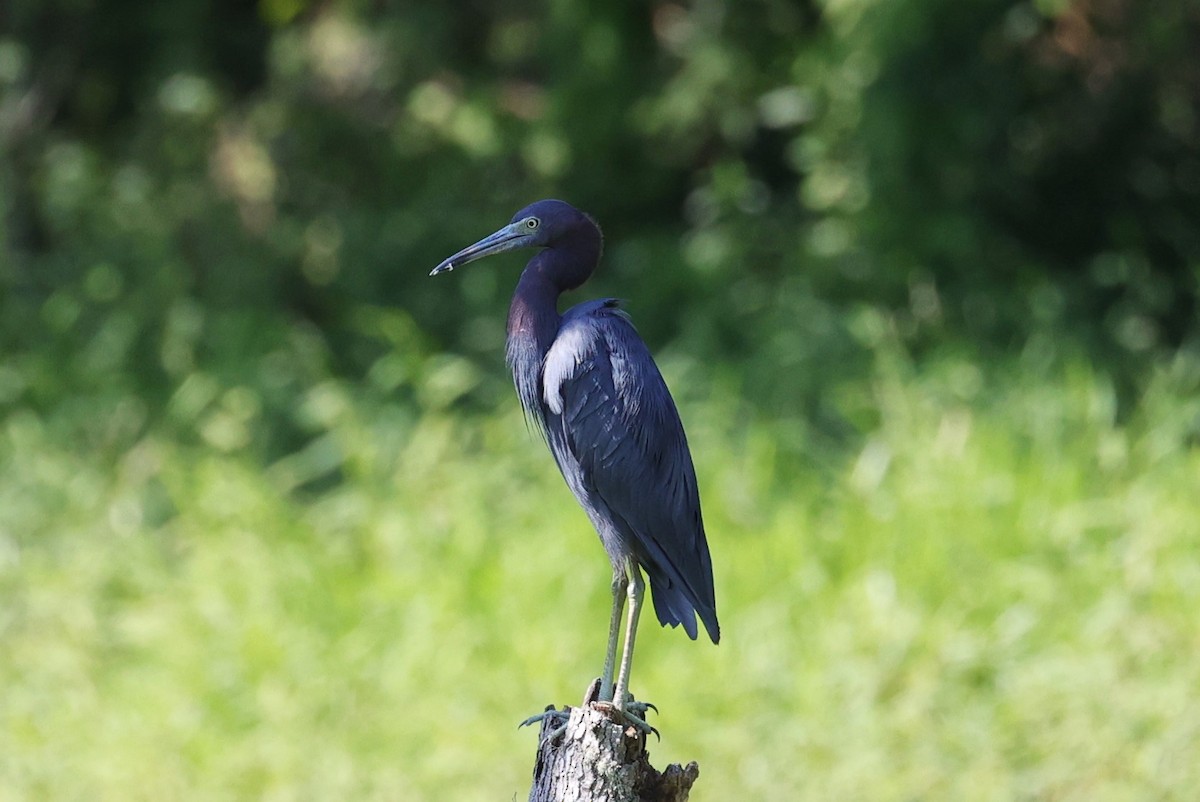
left=430, top=199, right=718, bottom=718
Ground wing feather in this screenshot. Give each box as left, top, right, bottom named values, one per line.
left=541, top=301, right=719, bottom=643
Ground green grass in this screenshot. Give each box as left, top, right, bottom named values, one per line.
left=2, top=345, right=1199, bottom=800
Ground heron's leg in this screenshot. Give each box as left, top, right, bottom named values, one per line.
left=612, top=559, right=645, bottom=713
left=598, top=567, right=626, bottom=703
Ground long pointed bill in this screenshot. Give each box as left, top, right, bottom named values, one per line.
left=429, top=221, right=532, bottom=276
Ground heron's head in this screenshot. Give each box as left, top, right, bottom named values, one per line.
left=429, top=199, right=598, bottom=276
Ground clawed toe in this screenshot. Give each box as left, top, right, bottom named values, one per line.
left=518, top=707, right=566, bottom=730
left=521, top=692, right=661, bottom=743
left=625, top=699, right=658, bottom=717
left=519, top=706, right=570, bottom=743
left=589, top=699, right=660, bottom=740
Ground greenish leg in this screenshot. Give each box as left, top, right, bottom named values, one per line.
left=612, top=559, right=645, bottom=713
left=599, top=568, right=626, bottom=704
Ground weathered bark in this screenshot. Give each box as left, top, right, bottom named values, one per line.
left=528, top=705, right=700, bottom=802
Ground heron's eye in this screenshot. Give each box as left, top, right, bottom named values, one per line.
left=525, top=217, right=540, bottom=230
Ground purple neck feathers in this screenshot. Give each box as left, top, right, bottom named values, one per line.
left=505, top=221, right=603, bottom=356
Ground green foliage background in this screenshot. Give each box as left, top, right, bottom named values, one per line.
left=2, top=0, right=1199, bottom=799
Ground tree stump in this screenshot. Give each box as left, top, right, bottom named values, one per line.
left=527, top=705, right=700, bottom=802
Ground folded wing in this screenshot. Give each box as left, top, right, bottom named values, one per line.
left=541, top=300, right=719, bottom=643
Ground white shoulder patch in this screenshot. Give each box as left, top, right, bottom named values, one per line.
left=542, top=319, right=596, bottom=415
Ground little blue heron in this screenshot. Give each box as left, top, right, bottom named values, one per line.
left=430, top=199, right=719, bottom=724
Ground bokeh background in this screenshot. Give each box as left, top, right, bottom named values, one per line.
left=3, top=0, right=1199, bottom=799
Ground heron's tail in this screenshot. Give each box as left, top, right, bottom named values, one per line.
left=648, top=574, right=720, bottom=644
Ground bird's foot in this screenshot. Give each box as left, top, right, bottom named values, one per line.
left=518, top=705, right=570, bottom=744
left=590, top=696, right=660, bottom=740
